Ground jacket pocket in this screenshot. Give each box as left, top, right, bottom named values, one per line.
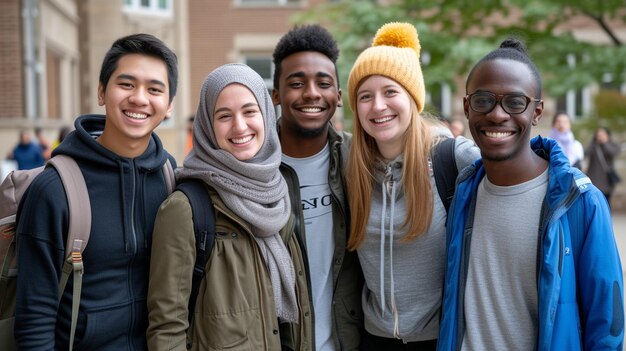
left=553, top=302, right=582, bottom=351
left=196, top=310, right=257, bottom=351
left=340, top=294, right=364, bottom=322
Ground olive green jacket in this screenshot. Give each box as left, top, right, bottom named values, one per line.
left=147, top=185, right=312, bottom=351
left=279, top=124, right=364, bottom=351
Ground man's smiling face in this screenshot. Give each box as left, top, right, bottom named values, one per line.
left=272, top=51, right=342, bottom=138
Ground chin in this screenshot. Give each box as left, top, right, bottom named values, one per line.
left=481, top=152, right=513, bottom=162
left=295, top=124, right=327, bottom=138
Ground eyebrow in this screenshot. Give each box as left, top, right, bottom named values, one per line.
left=358, top=84, right=400, bottom=94
left=285, top=71, right=335, bottom=81
left=214, top=102, right=259, bottom=115
left=115, top=73, right=166, bottom=88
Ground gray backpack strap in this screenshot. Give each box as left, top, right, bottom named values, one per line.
left=48, top=155, right=90, bottom=351
left=163, top=159, right=175, bottom=194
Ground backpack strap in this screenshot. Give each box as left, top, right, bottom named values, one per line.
left=431, top=138, right=458, bottom=213
left=175, top=180, right=216, bottom=336
left=47, top=155, right=90, bottom=351
left=162, top=159, right=175, bottom=194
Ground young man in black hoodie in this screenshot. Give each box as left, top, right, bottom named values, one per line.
left=14, top=33, right=177, bottom=350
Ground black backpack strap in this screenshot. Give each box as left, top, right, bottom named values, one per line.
left=432, top=137, right=458, bottom=213
left=175, top=180, right=216, bottom=330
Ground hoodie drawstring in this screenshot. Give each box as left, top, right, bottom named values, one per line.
left=380, top=179, right=387, bottom=317
left=389, top=181, right=400, bottom=338
left=380, top=164, right=401, bottom=337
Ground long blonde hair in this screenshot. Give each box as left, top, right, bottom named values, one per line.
left=346, top=98, right=434, bottom=251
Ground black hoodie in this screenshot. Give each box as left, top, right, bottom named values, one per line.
left=15, top=115, right=176, bottom=350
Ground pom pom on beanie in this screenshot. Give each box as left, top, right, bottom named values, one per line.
left=348, top=22, right=425, bottom=113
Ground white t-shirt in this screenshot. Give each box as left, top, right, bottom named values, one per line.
left=462, top=169, right=548, bottom=351
left=283, top=144, right=335, bottom=351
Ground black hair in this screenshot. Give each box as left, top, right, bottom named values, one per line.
left=272, top=24, right=340, bottom=90
left=466, top=38, right=542, bottom=98
left=595, top=126, right=612, bottom=140
left=99, top=33, right=178, bottom=103
left=551, top=110, right=570, bottom=126
left=58, top=126, right=72, bottom=143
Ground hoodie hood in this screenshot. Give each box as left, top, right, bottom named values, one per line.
left=54, top=114, right=170, bottom=172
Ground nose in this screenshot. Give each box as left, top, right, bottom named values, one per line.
left=129, top=87, right=149, bottom=106
left=373, top=93, right=387, bottom=112
left=232, top=114, right=247, bottom=132
left=302, top=82, right=321, bottom=100
left=485, top=101, right=510, bottom=123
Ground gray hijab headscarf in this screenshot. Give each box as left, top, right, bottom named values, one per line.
left=177, top=63, right=297, bottom=322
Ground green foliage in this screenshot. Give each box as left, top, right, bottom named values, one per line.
left=576, top=90, right=626, bottom=140
left=293, top=0, right=626, bottom=131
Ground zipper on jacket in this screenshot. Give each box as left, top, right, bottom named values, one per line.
left=328, top=139, right=353, bottom=351
left=213, top=201, right=275, bottom=349
left=280, top=162, right=317, bottom=350
left=534, top=177, right=580, bottom=351
left=128, top=159, right=138, bottom=351
left=456, top=192, right=478, bottom=351
left=129, top=159, right=138, bottom=254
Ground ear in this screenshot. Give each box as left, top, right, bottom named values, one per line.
left=531, top=100, right=544, bottom=126
left=337, top=88, right=343, bottom=107
left=97, top=83, right=105, bottom=106
left=463, top=96, right=470, bottom=119
left=165, top=101, right=174, bottom=120
left=271, top=88, right=280, bottom=106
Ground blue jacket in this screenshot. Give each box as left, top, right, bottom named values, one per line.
left=15, top=115, right=175, bottom=350
left=12, top=141, right=44, bottom=170
left=439, top=136, right=624, bottom=350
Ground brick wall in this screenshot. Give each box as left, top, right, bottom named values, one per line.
left=0, top=0, right=23, bottom=118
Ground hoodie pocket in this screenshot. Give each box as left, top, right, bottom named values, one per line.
left=73, top=304, right=133, bottom=350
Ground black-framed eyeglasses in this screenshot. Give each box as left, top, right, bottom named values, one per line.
left=466, top=92, right=542, bottom=115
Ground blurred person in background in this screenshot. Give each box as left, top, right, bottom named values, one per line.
left=35, top=127, right=51, bottom=160
left=586, top=126, right=621, bottom=205
left=51, top=126, right=73, bottom=150
left=7, top=129, right=45, bottom=170
left=184, top=115, right=195, bottom=156
left=548, top=112, right=584, bottom=169
left=450, top=119, right=466, bottom=138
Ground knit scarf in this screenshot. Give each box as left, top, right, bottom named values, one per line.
left=177, top=64, right=298, bottom=322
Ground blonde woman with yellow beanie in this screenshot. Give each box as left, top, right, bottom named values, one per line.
left=346, top=23, right=479, bottom=350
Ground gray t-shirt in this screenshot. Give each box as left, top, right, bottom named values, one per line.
left=283, top=144, right=335, bottom=351
left=462, top=169, right=548, bottom=351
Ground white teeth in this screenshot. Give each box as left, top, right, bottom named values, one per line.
left=373, top=116, right=394, bottom=124
left=231, top=135, right=253, bottom=144
left=485, top=131, right=512, bottom=138
left=300, top=107, right=322, bottom=113
left=125, top=112, right=148, bottom=119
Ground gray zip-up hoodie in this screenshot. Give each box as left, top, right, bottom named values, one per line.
left=358, top=128, right=479, bottom=342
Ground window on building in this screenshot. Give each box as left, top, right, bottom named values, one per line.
left=236, top=0, right=301, bottom=7
left=426, top=82, right=452, bottom=121
left=123, top=0, right=172, bottom=15
left=243, top=55, right=280, bottom=115
left=555, top=53, right=591, bottom=119
left=46, top=49, right=62, bottom=120
left=244, top=56, right=274, bottom=89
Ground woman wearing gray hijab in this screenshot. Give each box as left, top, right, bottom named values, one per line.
left=147, top=64, right=312, bottom=351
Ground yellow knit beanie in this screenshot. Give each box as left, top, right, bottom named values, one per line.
left=348, top=22, right=425, bottom=113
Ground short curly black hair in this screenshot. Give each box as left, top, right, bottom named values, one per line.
left=272, top=24, right=340, bottom=90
